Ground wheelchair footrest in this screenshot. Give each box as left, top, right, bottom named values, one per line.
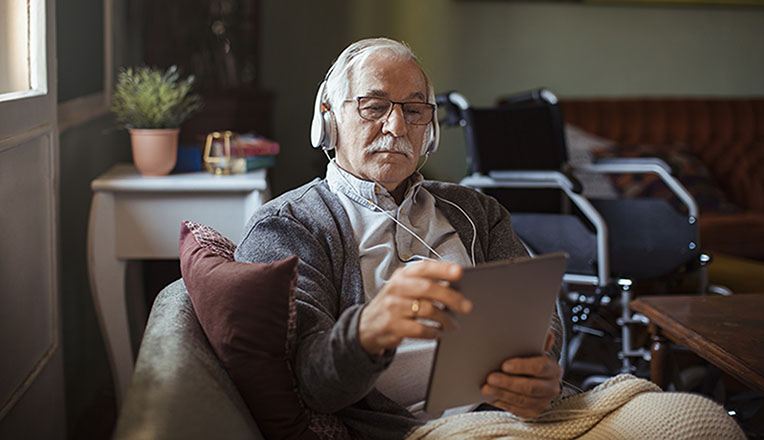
left=617, top=313, right=650, bottom=326
left=619, top=348, right=651, bottom=361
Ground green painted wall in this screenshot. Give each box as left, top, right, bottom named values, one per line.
left=259, top=0, right=764, bottom=193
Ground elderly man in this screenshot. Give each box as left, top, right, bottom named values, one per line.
left=235, top=37, right=563, bottom=439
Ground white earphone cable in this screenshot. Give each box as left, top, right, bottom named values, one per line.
left=432, top=195, right=477, bottom=267
left=415, top=152, right=429, bottom=174
left=328, top=156, right=446, bottom=260
left=371, top=202, right=446, bottom=261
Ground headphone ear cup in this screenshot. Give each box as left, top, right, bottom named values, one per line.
left=324, top=110, right=337, bottom=150
left=423, top=119, right=439, bottom=155
left=311, top=82, right=330, bottom=149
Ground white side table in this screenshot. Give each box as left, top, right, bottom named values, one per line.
left=87, top=164, right=270, bottom=405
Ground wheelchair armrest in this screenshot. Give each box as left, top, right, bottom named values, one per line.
left=588, top=157, right=674, bottom=175
left=460, top=171, right=611, bottom=286
left=562, top=170, right=584, bottom=194
left=468, top=170, right=583, bottom=193
left=575, top=160, right=699, bottom=220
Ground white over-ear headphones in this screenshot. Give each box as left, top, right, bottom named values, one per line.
left=310, top=81, right=338, bottom=150
left=310, top=80, right=440, bottom=155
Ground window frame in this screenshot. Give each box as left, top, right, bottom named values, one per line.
left=0, top=0, right=48, bottom=103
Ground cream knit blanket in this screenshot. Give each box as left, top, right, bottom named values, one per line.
left=407, top=374, right=745, bottom=440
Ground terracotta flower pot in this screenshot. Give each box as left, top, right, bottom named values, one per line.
left=129, top=128, right=180, bottom=176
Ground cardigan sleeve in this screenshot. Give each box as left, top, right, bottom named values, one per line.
left=235, top=212, right=395, bottom=413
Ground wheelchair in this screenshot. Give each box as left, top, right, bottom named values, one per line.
left=437, top=89, right=715, bottom=385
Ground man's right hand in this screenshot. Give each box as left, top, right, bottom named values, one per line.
left=358, top=261, right=472, bottom=355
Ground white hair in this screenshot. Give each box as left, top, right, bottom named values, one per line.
left=321, top=37, right=435, bottom=123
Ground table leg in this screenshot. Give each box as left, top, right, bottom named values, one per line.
left=649, top=323, right=670, bottom=390
left=87, top=192, right=133, bottom=407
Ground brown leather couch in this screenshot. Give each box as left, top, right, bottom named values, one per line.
left=560, top=98, right=764, bottom=262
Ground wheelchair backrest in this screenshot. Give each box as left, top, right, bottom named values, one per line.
left=462, top=89, right=568, bottom=175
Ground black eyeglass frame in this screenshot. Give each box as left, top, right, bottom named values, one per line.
left=344, top=96, right=436, bottom=126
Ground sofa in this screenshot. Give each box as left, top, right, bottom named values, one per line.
left=559, top=97, right=764, bottom=262
left=112, top=218, right=752, bottom=439
left=112, top=279, right=750, bottom=439
left=112, top=279, right=264, bottom=440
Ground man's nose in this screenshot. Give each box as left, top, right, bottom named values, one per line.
left=381, top=104, right=408, bottom=137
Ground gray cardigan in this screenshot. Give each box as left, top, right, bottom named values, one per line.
left=235, top=178, right=562, bottom=440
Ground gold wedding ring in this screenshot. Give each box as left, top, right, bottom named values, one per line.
left=411, top=299, right=421, bottom=318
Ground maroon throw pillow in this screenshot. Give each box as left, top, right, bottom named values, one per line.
left=178, top=221, right=349, bottom=440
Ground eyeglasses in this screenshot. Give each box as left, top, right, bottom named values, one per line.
left=344, top=96, right=435, bottom=125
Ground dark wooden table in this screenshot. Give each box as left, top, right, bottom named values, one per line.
left=630, top=294, right=764, bottom=394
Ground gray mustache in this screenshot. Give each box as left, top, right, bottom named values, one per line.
left=365, top=136, right=414, bottom=157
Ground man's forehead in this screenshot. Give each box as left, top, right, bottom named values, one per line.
left=349, top=52, right=427, bottom=99
left=363, top=88, right=426, bottom=101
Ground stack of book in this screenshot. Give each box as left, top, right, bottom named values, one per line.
left=230, top=134, right=280, bottom=173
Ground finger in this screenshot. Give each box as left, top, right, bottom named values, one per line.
left=402, top=260, right=463, bottom=282
left=408, top=299, right=459, bottom=331
left=382, top=265, right=470, bottom=314
left=362, top=312, right=444, bottom=350
left=500, top=356, right=562, bottom=380
left=485, top=372, right=560, bottom=398
left=544, top=330, right=555, bottom=352
left=486, top=398, right=546, bottom=419
left=388, top=275, right=472, bottom=315
left=481, top=384, right=552, bottom=415
left=394, top=317, right=443, bottom=341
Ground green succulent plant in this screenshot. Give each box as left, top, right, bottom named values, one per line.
left=111, top=65, right=202, bottom=129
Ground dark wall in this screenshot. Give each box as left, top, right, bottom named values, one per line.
left=57, top=0, right=142, bottom=438
left=56, top=0, right=104, bottom=101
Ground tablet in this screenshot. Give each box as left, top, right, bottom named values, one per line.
left=424, top=252, right=567, bottom=415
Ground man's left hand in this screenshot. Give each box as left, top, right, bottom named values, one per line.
left=480, top=331, right=562, bottom=419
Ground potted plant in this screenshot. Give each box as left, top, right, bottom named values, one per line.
left=111, top=65, right=202, bottom=176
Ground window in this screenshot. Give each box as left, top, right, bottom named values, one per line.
left=0, top=0, right=47, bottom=102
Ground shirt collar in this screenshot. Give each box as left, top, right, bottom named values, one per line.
left=325, top=160, right=424, bottom=210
